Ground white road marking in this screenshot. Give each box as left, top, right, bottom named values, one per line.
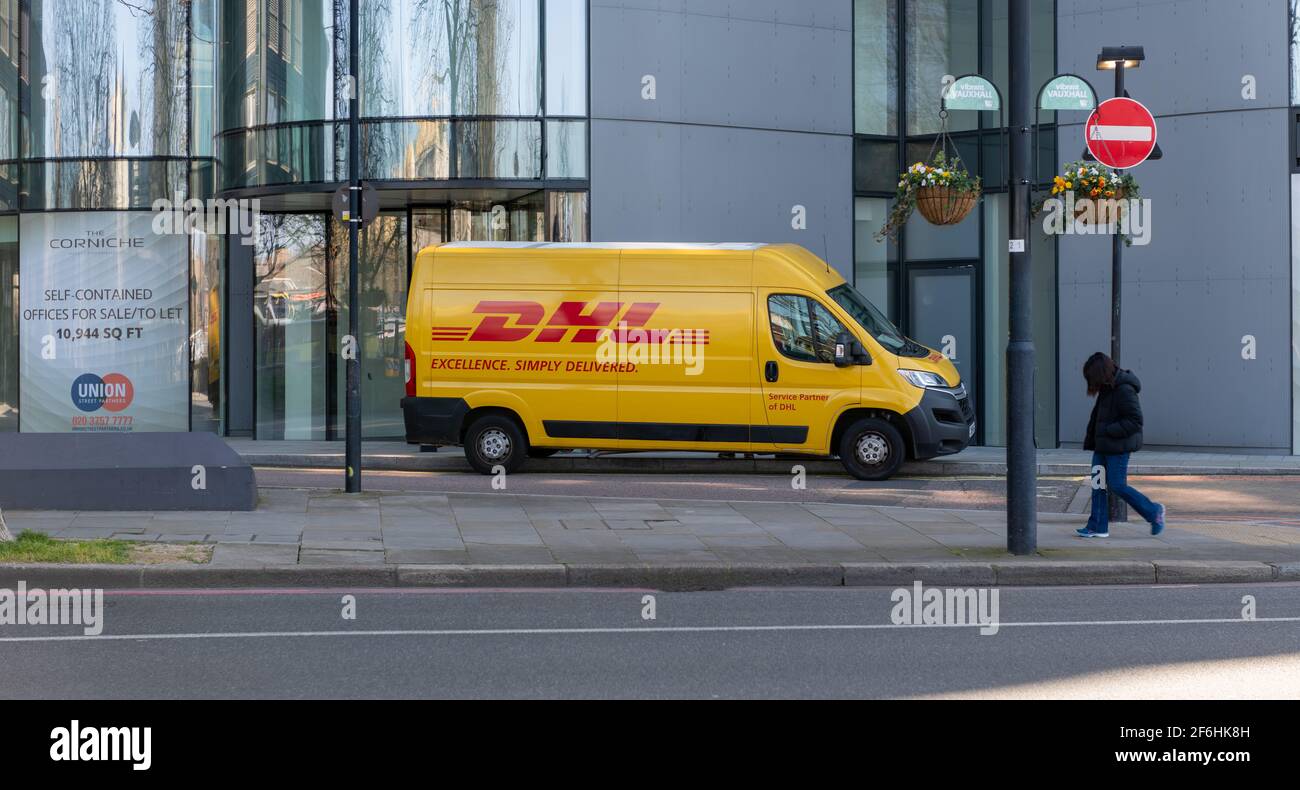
left=1, top=616, right=1298, bottom=643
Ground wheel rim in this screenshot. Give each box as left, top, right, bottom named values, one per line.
left=855, top=431, right=890, bottom=467
left=478, top=428, right=511, bottom=461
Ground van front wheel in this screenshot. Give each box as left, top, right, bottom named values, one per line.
left=464, top=415, right=528, bottom=475
left=839, top=418, right=905, bottom=481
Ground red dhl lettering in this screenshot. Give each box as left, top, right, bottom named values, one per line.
left=429, top=301, right=710, bottom=345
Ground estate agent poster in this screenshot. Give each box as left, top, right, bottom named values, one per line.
left=20, top=212, right=188, bottom=432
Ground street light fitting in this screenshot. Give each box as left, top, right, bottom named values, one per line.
left=1096, top=46, right=1145, bottom=70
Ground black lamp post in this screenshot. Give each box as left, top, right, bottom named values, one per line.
left=345, top=0, right=362, bottom=492
left=1006, top=0, right=1036, bottom=554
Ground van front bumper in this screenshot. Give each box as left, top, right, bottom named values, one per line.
left=902, top=384, right=975, bottom=460
left=401, top=396, right=469, bottom=445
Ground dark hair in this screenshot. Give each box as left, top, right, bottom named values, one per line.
left=1083, top=352, right=1117, bottom=396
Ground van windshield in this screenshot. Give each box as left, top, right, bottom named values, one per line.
left=826, top=284, right=929, bottom=358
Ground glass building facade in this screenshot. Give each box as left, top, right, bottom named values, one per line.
left=0, top=0, right=589, bottom=439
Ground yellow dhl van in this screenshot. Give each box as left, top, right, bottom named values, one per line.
left=402, top=242, right=973, bottom=480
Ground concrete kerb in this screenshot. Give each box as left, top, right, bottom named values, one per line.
left=0, top=560, right=1291, bottom=589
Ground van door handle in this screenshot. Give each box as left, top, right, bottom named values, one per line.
left=764, top=361, right=779, bottom=383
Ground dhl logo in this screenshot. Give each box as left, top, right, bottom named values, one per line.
left=431, top=301, right=711, bottom=345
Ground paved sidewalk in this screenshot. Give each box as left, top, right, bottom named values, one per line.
left=226, top=439, right=1300, bottom=476
left=7, top=488, right=1300, bottom=570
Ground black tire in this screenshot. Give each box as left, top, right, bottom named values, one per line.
left=838, top=417, right=905, bottom=481
left=527, top=448, right=560, bottom=458
left=463, top=414, right=528, bottom=475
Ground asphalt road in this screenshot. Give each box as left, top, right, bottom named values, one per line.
left=257, top=467, right=1300, bottom=523
left=3, top=584, right=1298, bottom=699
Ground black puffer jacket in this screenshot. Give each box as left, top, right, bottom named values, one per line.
left=1084, top=369, right=1144, bottom=455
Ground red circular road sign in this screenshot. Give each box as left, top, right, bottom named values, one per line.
left=1085, top=97, right=1157, bottom=169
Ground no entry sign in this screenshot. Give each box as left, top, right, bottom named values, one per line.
left=1085, top=97, right=1157, bottom=169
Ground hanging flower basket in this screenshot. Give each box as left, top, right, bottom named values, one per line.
left=915, top=186, right=980, bottom=225
left=1073, top=187, right=1127, bottom=226
left=1036, top=161, right=1142, bottom=240
left=876, top=150, right=981, bottom=241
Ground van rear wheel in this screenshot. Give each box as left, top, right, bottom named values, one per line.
left=839, top=417, right=905, bottom=481
left=464, top=415, right=528, bottom=475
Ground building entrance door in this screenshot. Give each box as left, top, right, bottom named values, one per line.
left=903, top=260, right=981, bottom=444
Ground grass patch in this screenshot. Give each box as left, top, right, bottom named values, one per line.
left=0, top=531, right=133, bottom=564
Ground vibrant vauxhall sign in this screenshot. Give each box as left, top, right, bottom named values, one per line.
left=1039, top=75, right=1097, bottom=111
left=1085, top=97, right=1157, bottom=169
left=943, top=75, right=1000, bottom=112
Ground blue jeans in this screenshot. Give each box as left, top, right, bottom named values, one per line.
left=1087, top=452, right=1161, bottom=532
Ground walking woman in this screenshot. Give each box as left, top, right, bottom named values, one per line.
left=1078, top=352, right=1166, bottom=538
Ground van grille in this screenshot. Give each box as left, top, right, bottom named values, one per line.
left=957, top=395, right=974, bottom=422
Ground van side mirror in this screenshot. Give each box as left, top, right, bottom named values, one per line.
left=834, top=331, right=872, bottom=367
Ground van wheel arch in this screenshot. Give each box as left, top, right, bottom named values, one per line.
left=831, top=408, right=913, bottom=461
left=459, top=407, right=530, bottom=446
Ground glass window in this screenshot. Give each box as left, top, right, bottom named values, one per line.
left=853, top=198, right=897, bottom=320
left=30, top=0, right=189, bottom=159
left=546, top=0, right=587, bottom=115
left=23, top=159, right=189, bottom=211
left=0, top=215, right=15, bottom=432
left=768, top=294, right=847, bottom=364
left=191, top=0, right=218, bottom=159
left=906, top=0, right=979, bottom=135
left=254, top=214, right=329, bottom=440
left=411, top=208, right=447, bottom=262
left=981, top=193, right=1056, bottom=447
left=854, top=0, right=898, bottom=135
left=854, top=138, right=899, bottom=193
left=1293, top=174, right=1300, bottom=453
left=365, top=0, right=540, bottom=117
left=363, top=119, right=451, bottom=180
left=904, top=206, right=979, bottom=263
left=451, top=193, right=545, bottom=241
left=546, top=119, right=587, bottom=178
left=1293, top=1, right=1300, bottom=106
left=330, top=214, right=409, bottom=439
left=220, top=0, right=336, bottom=129
left=191, top=227, right=224, bottom=433
left=455, top=119, right=541, bottom=179
left=546, top=190, right=589, bottom=241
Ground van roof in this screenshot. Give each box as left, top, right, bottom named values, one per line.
left=436, top=242, right=769, bottom=251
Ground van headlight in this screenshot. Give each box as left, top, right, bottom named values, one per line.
left=899, top=369, right=949, bottom=389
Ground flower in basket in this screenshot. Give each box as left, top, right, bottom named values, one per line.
left=1035, top=160, right=1141, bottom=243
left=876, top=151, right=982, bottom=241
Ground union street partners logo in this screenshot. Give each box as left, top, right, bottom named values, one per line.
left=70, top=373, right=134, bottom=430
left=71, top=373, right=134, bottom=413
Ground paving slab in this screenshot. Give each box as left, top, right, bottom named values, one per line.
left=14, top=486, right=1300, bottom=586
